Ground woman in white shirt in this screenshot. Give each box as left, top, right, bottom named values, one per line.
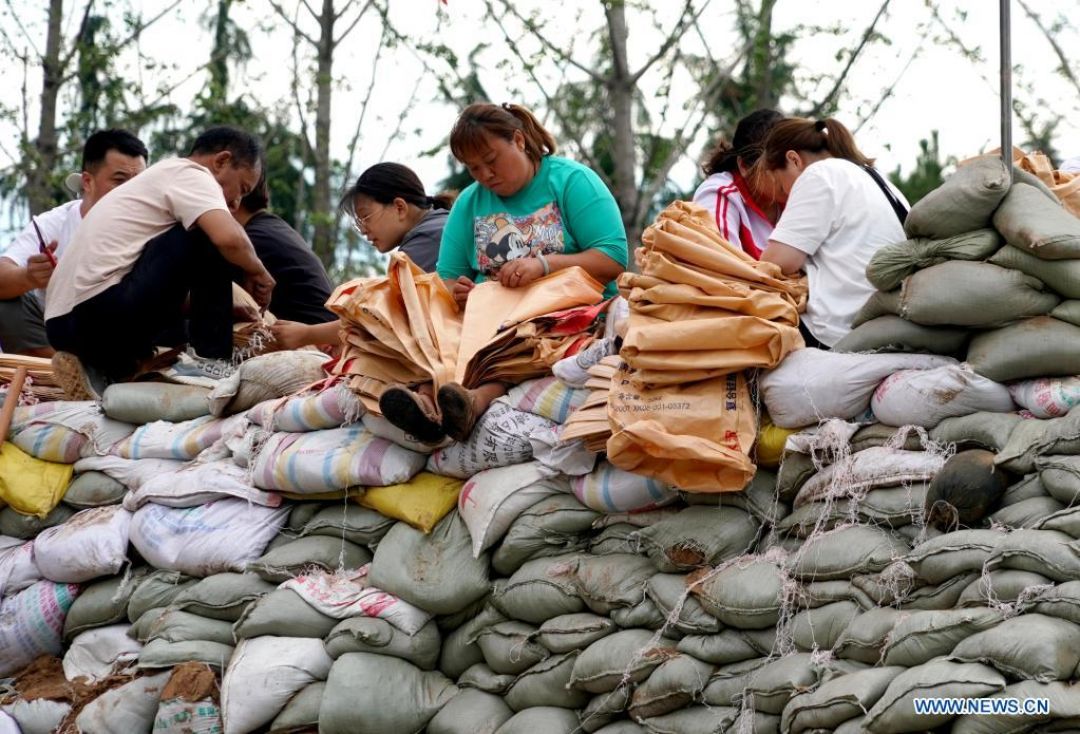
left=758, top=117, right=909, bottom=348
left=693, top=109, right=784, bottom=258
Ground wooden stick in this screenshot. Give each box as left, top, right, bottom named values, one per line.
left=0, top=366, right=27, bottom=446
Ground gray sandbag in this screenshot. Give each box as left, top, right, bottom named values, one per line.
left=2, top=700, right=70, bottom=734
left=536, top=613, right=616, bottom=654
left=101, top=382, right=211, bottom=423
left=505, top=652, right=589, bottom=711
left=883, top=607, right=1002, bottom=667
left=494, top=707, right=580, bottom=734
left=951, top=613, right=1080, bottom=681
left=644, top=573, right=721, bottom=635
left=269, top=681, right=324, bottom=733
left=850, top=423, right=928, bottom=453
left=957, top=569, right=1053, bottom=608
left=64, top=472, right=127, bottom=508
left=683, top=470, right=788, bottom=526
left=1052, top=299, right=1080, bottom=326
left=985, top=528, right=1080, bottom=581
left=492, top=495, right=599, bottom=576
left=745, top=652, right=822, bottom=715
left=789, top=600, right=861, bottom=652
left=924, top=449, right=1010, bottom=532
left=930, top=411, right=1021, bottom=453
left=208, top=350, right=329, bottom=416
left=171, top=572, right=276, bottom=622
left=776, top=452, right=816, bottom=504
left=1039, top=455, right=1080, bottom=505
left=490, top=554, right=585, bottom=623
left=851, top=289, right=900, bottom=327
left=439, top=604, right=506, bottom=679
left=795, top=579, right=875, bottom=610
left=988, top=496, right=1065, bottom=529
left=75, top=671, right=172, bottom=734
left=319, top=652, right=458, bottom=734
left=1039, top=504, right=1080, bottom=537
left=572, top=553, right=655, bottom=615
left=641, top=706, right=740, bottom=734
left=299, top=503, right=395, bottom=545
left=865, top=658, right=1006, bottom=732
left=569, top=629, right=677, bottom=693
left=138, top=609, right=235, bottom=646
left=701, top=657, right=766, bottom=706
left=64, top=567, right=150, bottom=640
left=609, top=597, right=667, bottom=629
left=137, top=639, right=234, bottom=671
left=1034, top=580, right=1080, bottom=623
left=247, top=536, right=372, bottom=583
left=867, top=228, right=1003, bottom=292
left=907, top=526, right=1006, bottom=582
left=968, top=316, right=1080, bottom=382
left=989, top=244, right=1080, bottom=299
left=579, top=688, right=630, bottom=733
left=0, top=503, right=74, bottom=539
left=589, top=523, right=641, bottom=556
left=993, top=180, right=1080, bottom=259
left=127, top=569, right=196, bottom=622
left=951, top=679, right=1080, bottom=734
left=627, top=654, right=714, bottom=720
left=995, top=405, right=1080, bottom=474
left=897, top=260, right=1059, bottom=327
left=459, top=663, right=516, bottom=694
left=636, top=506, right=760, bottom=572
left=1000, top=473, right=1050, bottom=506
left=833, top=315, right=968, bottom=356
left=324, top=617, right=441, bottom=668
left=428, top=688, right=513, bottom=734
left=904, top=155, right=1011, bottom=238
left=287, top=502, right=324, bottom=532
left=833, top=607, right=903, bottom=664
left=369, top=511, right=489, bottom=616
left=233, top=588, right=337, bottom=639
left=476, top=620, right=549, bottom=675
left=691, top=557, right=785, bottom=629
left=781, top=666, right=904, bottom=734
left=788, top=525, right=909, bottom=581
left=677, top=628, right=775, bottom=666
left=780, top=486, right=927, bottom=537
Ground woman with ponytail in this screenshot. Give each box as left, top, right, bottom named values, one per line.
left=693, top=108, right=784, bottom=258
left=270, top=162, right=453, bottom=349
left=379, top=101, right=628, bottom=444
left=757, top=117, right=909, bottom=348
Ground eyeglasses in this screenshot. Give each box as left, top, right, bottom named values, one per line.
left=353, top=206, right=386, bottom=234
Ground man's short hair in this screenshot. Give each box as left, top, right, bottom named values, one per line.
left=240, top=171, right=270, bottom=213
left=81, top=129, right=149, bottom=172
left=189, top=126, right=263, bottom=169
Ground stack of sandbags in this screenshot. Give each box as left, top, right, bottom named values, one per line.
left=837, top=155, right=1080, bottom=393
left=605, top=201, right=807, bottom=492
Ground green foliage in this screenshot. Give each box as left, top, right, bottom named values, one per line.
left=888, top=130, right=951, bottom=205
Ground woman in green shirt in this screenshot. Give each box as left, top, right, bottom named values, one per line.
left=382, top=102, right=628, bottom=443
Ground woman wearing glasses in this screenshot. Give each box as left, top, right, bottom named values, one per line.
left=270, top=162, right=452, bottom=349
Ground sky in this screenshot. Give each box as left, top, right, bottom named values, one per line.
left=0, top=0, right=1077, bottom=219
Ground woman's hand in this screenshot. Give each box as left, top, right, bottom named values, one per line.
left=451, top=276, right=475, bottom=307
left=498, top=257, right=545, bottom=288
left=270, top=320, right=313, bottom=350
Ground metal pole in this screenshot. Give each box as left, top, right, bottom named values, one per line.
left=1000, top=0, right=1013, bottom=178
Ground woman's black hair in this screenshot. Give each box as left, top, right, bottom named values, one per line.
left=338, top=162, right=454, bottom=217
left=702, top=109, right=785, bottom=175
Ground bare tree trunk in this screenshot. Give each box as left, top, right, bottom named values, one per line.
left=207, top=0, right=232, bottom=105
left=28, top=0, right=64, bottom=215
left=604, top=0, right=640, bottom=247
left=752, top=0, right=777, bottom=109
left=311, top=0, right=336, bottom=267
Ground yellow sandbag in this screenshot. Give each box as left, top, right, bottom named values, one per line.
left=0, top=442, right=74, bottom=518
left=357, top=472, right=462, bottom=533
left=756, top=417, right=796, bottom=470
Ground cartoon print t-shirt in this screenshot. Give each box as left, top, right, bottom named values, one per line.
left=437, top=155, right=628, bottom=298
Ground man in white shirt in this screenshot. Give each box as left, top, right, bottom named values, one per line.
left=45, top=126, right=275, bottom=399
left=0, top=129, right=148, bottom=355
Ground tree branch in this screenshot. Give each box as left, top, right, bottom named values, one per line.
left=811, top=0, right=890, bottom=116
left=333, top=0, right=374, bottom=46
left=1018, top=0, right=1080, bottom=98
left=300, top=0, right=319, bottom=22
left=58, top=0, right=94, bottom=72
left=496, top=0, right=604, bottom=84
left=2, top=0, right=41, bottom=59
left=629, top=0, right=705, bottom=84
left=854, top=40, right=922, bottom=133
left=269, top=0, right=318, bottom=46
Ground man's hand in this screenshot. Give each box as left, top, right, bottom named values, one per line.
left=497, top=257, right=545, bottom=289
left=270, top=320, right=312, bottom=351
left=451, top=275, right=475, bottom=307
left=242, top=268, right=275, bottom=310
left=25, top=241, right=58, bottom=289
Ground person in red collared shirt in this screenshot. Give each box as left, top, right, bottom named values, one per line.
left=693, top=109, right=784, bottom=259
